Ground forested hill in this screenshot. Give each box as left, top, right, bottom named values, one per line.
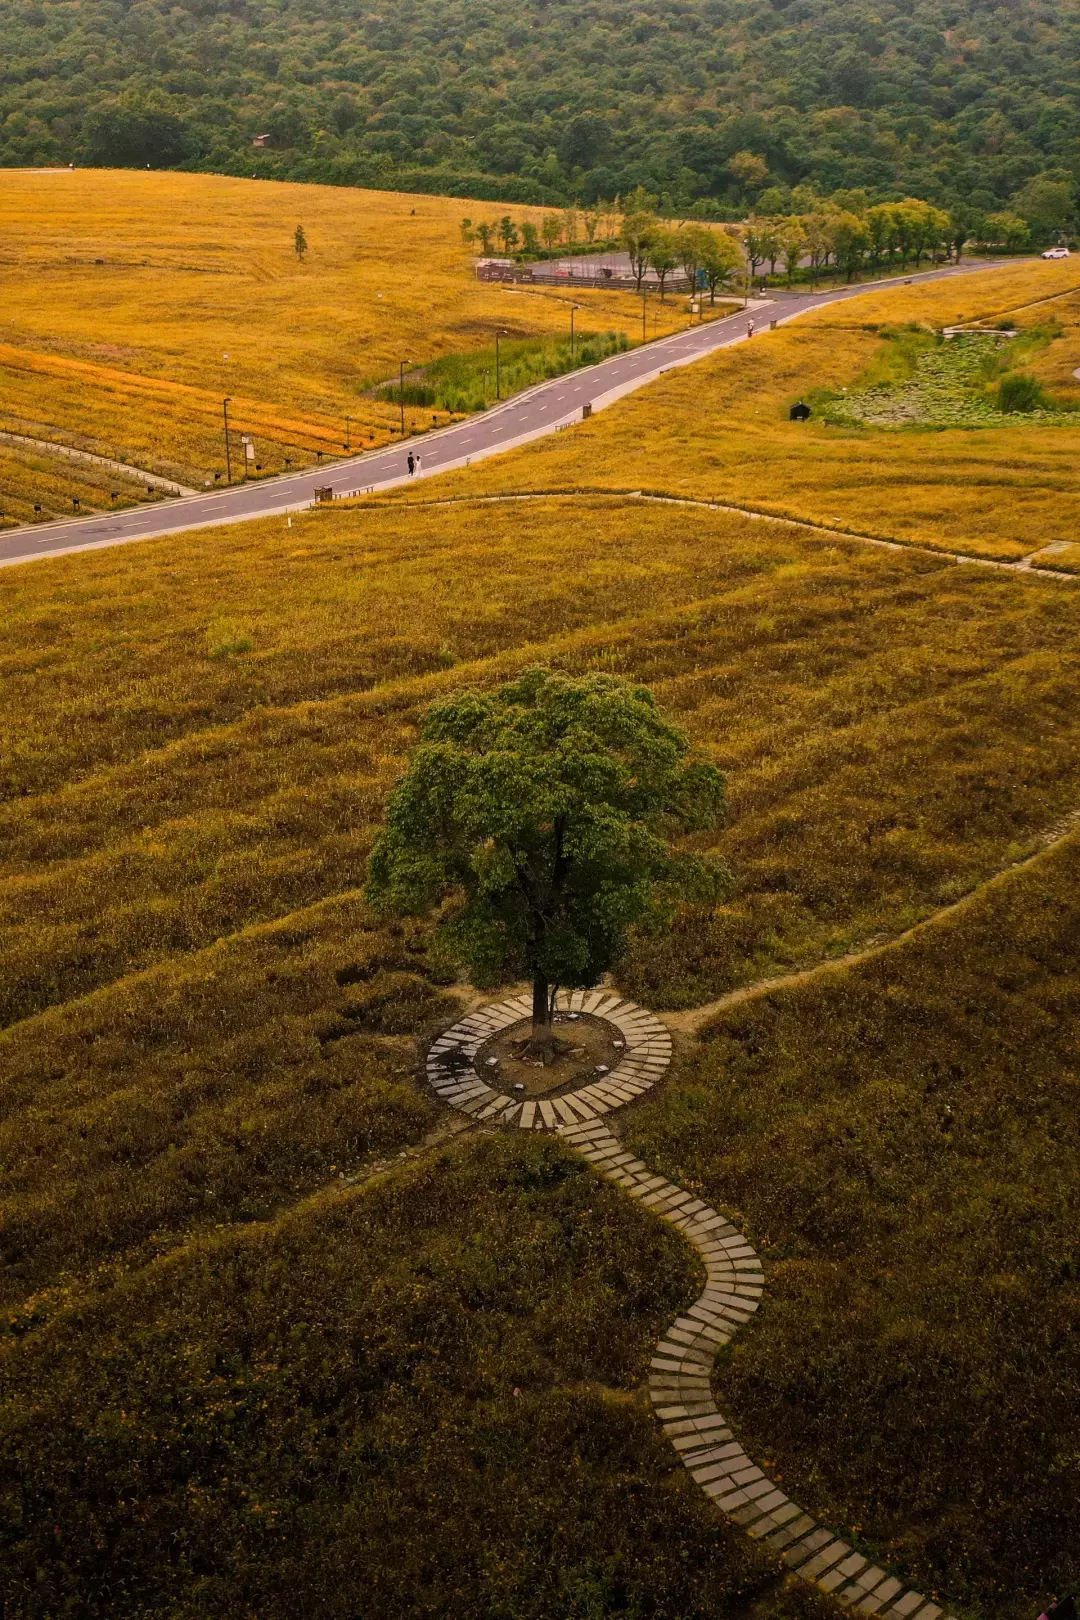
left=1, top=0, right=1078, bottom=218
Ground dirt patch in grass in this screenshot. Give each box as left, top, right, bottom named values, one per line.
left=475, top=1010, right=628, bottom=1098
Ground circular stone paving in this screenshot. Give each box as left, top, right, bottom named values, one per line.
left=425, top=988, right=673, bottom=1129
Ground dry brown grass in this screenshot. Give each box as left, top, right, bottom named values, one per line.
left=5, top=491, right=1080, bottom=1037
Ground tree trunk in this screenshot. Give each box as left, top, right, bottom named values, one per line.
left=525, top=975, right=557, bottom=1061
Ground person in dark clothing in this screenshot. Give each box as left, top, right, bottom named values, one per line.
left=407, top=452, right=415, bottom=476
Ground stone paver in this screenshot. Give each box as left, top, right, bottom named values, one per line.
left=421, top=990, right=956, bottom=1620
left=424, top=990, right=673, bottom=1130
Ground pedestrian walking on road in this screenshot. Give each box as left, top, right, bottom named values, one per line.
left=407, top=451, right=415, bottom=476
left=414, top=454, right=423, bottom=476
left=747, top=318, right=755, bottom=338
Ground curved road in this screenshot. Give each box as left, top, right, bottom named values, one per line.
left=0, top=261, right=1011, bottom=570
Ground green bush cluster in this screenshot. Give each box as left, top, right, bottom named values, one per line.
left=377, top=332, right=629, bottom=415
left=997, top=371, right=1047, bottom=414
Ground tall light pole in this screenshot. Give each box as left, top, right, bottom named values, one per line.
left=345, top=415, right=351, bottom=452
left=222, top=397, right=232, bottom=483
left=641, top=293, right=647, bottom=344
left=399, top=360, right=409, bottom=436
left=570, top=303, right=577, bottom=361
left=495, top=331, right=503, bottom=400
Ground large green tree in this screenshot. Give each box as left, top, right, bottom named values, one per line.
left=365, top=668, right=727, bottom=1056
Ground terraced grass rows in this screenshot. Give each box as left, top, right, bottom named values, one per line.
left=4, top=496, right=1080, bottom=1037
left=0, top=440, right=166, bottom=527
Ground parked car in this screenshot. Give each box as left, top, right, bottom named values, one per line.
left=1042, top=246, right=1070, bottom=259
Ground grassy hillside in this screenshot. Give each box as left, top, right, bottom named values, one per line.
left=627, top=832, right=1080, bottom=1620
left=1, top=1128, right=787, bottom=1618
left=4, top=262, right=1080, bottom=1614
left=383, top=258, right=1080, bottom=561
left=5, top=496, right=1080, bottom=1041
left=0, top=169, right=690, bottom=502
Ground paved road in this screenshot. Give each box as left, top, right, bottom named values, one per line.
left=0, top=260, right=1011, bottom=570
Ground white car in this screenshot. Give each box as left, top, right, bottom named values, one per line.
left=1042, top=246, right=1070, bottom=259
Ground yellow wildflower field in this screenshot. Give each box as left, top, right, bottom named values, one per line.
left=0, top=169, right=694, bottom=491
left=386, top=258, right=1080, bottom=562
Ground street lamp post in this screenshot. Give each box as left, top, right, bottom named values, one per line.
left=570, top=304, right=576, bottom=361
left=345, top=415, right=351, bottom=452
left=495, top=331, right=502, bottom=401
left=399, top=360, right=407, bottom=436
left=222, top=397, right=232, bottom=483
left=641, top=293, right=647, bottom=343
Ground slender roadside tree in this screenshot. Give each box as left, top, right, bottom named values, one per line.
left=674, top=223, right=708, bottom=293
left=365, top=668, right=728, bottom=1060
left=698, top=228, right=742, bottom=303
left=294, top=223, right=308, bottom=261
left=743, top=216, right=772, bottom=281
left=648, top=228, right=679, bottom=299
left=780, top=222, right=805, bottom=286
left=831, top=210, right=868, bottom=281
left=541, top=214, right=562, bottom=250
left=621, top=209, right=657, bottom=291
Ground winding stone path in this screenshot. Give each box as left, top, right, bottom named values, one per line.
left=425, top=988, right=957, bottom=1620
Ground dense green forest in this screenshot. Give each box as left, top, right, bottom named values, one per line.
left=0, top=0, right=1078, bottom=222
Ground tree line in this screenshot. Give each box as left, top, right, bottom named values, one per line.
left=0, top=0, right=1078, bottom=240
left=459, top=182, right=1058, bottom=304
left=740, top=193, right=1042, bottom=284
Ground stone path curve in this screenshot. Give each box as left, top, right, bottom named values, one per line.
left=425, top=988, right=672, bottom=1128
left=425, top=988, right=958, bottom=1620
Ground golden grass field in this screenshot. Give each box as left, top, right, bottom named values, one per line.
left=3, top=476, right=1080, bottom=1613
left=0, top=439, right=165, bottom=524
left=631, top=828, right=1080, bottom=1617
left=0, top=169, right=694, bottom=507
left=4, top=247, right=1080, bottom=1614
left=383, top=259, right=1080, bottom=562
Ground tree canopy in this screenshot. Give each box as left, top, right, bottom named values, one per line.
left=0, top=0, right=1078, bottom=231
left=365, top=668, right=727, bottom=1045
